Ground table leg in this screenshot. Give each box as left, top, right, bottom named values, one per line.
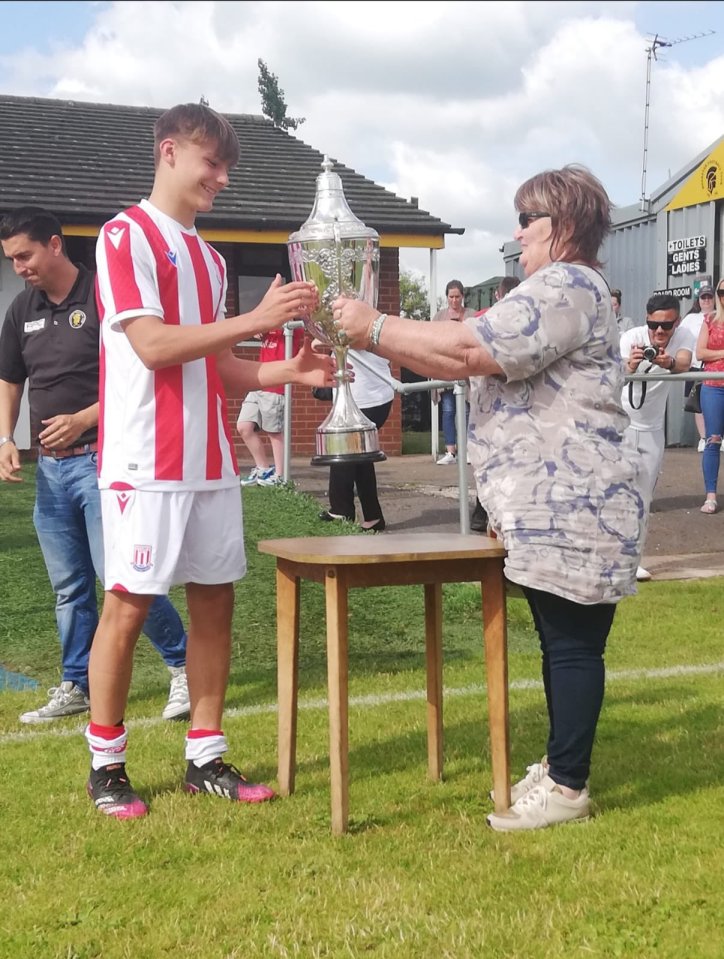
left=325, top=567, right=349, bottom=836
left=424, top=582, right=443, bottom=781
left=481, top=564, right=511, bottom=811
left=276, top=562, right=300, bottom=796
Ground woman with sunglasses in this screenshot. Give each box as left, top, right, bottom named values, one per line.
left=331, top=164, right=644, bottom=832
left=695, top=281, right=724, bottom=513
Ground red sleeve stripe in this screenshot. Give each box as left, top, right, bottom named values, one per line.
left=102, top=216, right=144, bottom=313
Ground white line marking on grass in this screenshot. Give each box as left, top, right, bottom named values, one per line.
left=1, top=660, right=723, bottom=746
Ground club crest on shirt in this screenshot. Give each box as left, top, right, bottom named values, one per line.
left=132, top=545, right=153, bottom=572
left=166, top=250, right=177, bottom=267
left=68, top=309, right=87, bottom=329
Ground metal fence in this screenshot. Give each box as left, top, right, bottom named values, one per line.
left=269, top=324, right=723, bottom=535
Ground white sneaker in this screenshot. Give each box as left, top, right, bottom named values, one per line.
left=698, top=438, right=706, bottom=453
left=436, top=452, right=457, bottom=465
left=240, top=467, right=261, bottom=487
left=489, top=757, right=549, bottom=805
left=19, top=681, right=89, bottom=724
left=162, top=666, right=190, bottom=721
left=636, top=566, right=652, bottom=582
left=487, top=775, right=590, bottom=832
left=256, top=467, right=281, bottom=487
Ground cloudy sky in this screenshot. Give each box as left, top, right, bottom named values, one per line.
left=2, top=0, right=724, bottom=298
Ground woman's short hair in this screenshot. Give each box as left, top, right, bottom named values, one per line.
left=154, top=103, right=240, bottom=168
left=515, top=164, right=612, bottom=268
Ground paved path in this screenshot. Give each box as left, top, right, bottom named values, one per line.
left=282, top=447, right=724, bottom=583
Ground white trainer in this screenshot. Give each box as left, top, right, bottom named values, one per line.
left=490, top=757, right=549, bottom=805
left=162, top=666, right=190, bottom=721
left=240, top=467, right=261, bottom=487
left=436, top=452, right=457, bottom=465
left=636, top=566, right=652, bottom=582
left=487, top=775, right=590, bottom=832
left=19, top=681, right=89, bottom=724
left=698, top=438, right=706, bottom=453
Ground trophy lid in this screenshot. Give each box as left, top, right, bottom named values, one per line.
left=289, top=156, right=379, bottom=244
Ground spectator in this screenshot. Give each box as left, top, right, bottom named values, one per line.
left=0, top=206, right=191, bottom=725
left=431, top=279, right=474, bottom=464
left=681, top=285, right=715, bottom=451
left=611, top=288, right=635, bottom=334
left=695, top=278, right=724, bottom=514
left=620, top=293, right=693, bottom=580
left=238, top=325, right=304, bottom=486
left=86, top=102, right=332, bottom=819
left=334, top=164, right=644, bottom=831
left=318, top=349, right=394, bottom=531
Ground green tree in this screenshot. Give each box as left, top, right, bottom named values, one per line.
left=400, top=270, right=433, bottom=320
left=257, top=59, right=305, bottom=131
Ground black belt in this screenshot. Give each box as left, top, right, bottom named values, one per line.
left=39, top=442, right=98, bottom=459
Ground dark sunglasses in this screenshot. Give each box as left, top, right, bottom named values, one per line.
left=646, top=320, right=677, bottom=331
left=699, top=293, right=715, bottom=299
left=518, top=212, right=551, bottom=229
left=717, top=290, right=724, bottom=298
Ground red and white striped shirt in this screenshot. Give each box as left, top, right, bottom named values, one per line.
left=95, top=199, right=238, bottom=490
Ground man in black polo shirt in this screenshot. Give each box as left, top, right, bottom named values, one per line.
left=0, top=206, right=190, bottom=724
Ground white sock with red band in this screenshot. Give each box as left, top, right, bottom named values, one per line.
left=86, top=722, right=127, bottom=770
left=185, top=729, right=227, bottom=767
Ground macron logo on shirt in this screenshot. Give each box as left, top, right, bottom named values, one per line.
left=166, top=251, right=177, bottom=267
left=107, top=225, right=126, bottom=250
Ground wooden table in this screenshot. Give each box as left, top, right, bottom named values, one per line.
left=257, top=534, right=509, bottom=835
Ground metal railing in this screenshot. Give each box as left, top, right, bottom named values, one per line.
left=251, top=325, right=723, bottom=535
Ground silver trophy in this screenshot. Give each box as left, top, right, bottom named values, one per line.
left=288, top=156, right=386, bottom=465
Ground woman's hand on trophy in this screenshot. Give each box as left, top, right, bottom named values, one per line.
left=331, top=296, right=377, bottom=348
left=253, top=274, right=319, bottom=331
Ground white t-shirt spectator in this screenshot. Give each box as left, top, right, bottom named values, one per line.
left=679, top=311, right=708, bottom=366
left=620, top=325, right=694, bottom=431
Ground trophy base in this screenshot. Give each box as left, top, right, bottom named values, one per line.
left=311, top=450, right=387, bottom=466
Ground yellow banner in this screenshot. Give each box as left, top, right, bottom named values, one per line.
left=665, top=141, right=724, bottom=210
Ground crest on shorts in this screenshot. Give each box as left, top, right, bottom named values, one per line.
left=68, top=310, right=87, bottom=329
left=132, top=545, right=153, bottom=572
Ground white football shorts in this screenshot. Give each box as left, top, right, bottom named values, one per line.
left=100, top=485, right=246, bottom=593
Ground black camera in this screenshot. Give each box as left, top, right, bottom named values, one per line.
left=642, top=345, right=658, bottom=362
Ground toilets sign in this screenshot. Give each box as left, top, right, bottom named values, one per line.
left=667, top=235, right=707, bottom=276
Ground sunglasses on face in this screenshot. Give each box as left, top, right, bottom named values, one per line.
left=700, top=294, right=714, bottom=299
left=646, top=320, right=676, bottom=331
left=518, top=212, right=551, bottom=229
left=718, top=290, right=724, bottom=298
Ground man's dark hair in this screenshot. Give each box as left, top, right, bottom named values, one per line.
left=646, top=293, right=680, bottom=316
left=445, top=279, right=464, bottom=296
left=497, top=276, right=521, bottom=297
left=0, top=206, right=66, bottom=251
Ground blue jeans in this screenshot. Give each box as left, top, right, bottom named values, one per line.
left=523, top=586, right=616, bottom=790
left=700, top=385, right=724, bottom=494
left=34, top=452, right=187, bottom=693
left=439, top=389, right=470, bottom=449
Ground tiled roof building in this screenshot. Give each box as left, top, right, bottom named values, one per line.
left=0, top=94, right=462, bottom=457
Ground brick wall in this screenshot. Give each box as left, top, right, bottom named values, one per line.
left=229, top=245, right=402, bottom=464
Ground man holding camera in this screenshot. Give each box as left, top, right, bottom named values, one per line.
left=620, top=293, right=693, bottom=581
